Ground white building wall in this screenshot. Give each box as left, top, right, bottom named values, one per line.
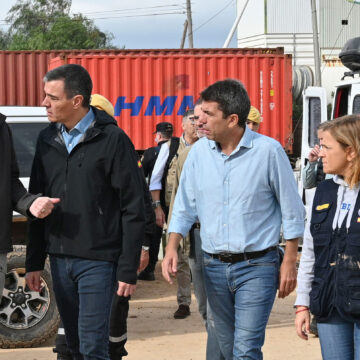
left=236, top=0, right=265, bottom=38
left=267, top=0, right=312, bottom=33
left=320, top=0, right=360, bottom=49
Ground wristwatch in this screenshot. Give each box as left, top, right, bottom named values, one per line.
left=142, top=246, right=150, bottom=252
left=152, top=200, right=161, bottom=209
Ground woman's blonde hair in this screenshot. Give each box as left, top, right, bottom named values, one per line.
left=318, top=114, right=360, bottom=187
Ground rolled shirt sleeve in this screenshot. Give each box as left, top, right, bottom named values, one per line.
left=270, top=145, right=306, bottom=240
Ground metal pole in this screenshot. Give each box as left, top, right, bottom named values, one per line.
left=223, top=0, right=250, bottom=48
left=186, top=0, right=194, bottom=48
left=180, top=20, right=188, bottom=49
left=311, top=0, right=322, bottom=86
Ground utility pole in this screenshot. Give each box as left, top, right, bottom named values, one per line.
left=223, top=0, right=250, bottom=48
left=186, top=0, right=194, bottom=48
left=180, top=20, right=188, bottom=49
left=310, top=0, right=322, bottom=86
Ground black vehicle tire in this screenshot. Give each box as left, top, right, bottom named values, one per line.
left=0, top=247, right=60, bottom=348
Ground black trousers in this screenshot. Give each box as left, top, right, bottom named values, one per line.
left=54, top=294, right=130, bottom=360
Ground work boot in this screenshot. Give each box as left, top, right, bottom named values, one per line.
left=173, top=304, right=190, bottom=319
left=137, top=271, right=155, bottom=281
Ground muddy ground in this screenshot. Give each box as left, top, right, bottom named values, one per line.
left=0, top=264, right=322, bottom=360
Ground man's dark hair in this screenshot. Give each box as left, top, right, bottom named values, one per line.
left=184, top=109, right=194, bottom=118
left=160, top=130, right=173, bottom=139
left=200, top=79, right=250, bottom=128
left=183, top=109, right=194, bottom=124
left=44, top=64, right=93, bottom=108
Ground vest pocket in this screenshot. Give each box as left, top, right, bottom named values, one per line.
left=312, top=236, right=330, bottom=268
left=310, top=276, right=333, bottom=316
left=342, top=284, right=360, bottom=314
left=310, top=277, right=325, bottom=315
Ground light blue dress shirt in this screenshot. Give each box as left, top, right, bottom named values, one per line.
left=168, top=128, right=305, bottom=254
left=61, top=108, right=95, bottom=153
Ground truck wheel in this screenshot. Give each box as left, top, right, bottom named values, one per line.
left=0, top=249, right=60, bottom=348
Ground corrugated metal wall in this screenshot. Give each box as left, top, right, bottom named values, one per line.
left=320, top=0, right=360, bottom=49
left=0, top=48, right=284, bottom=107
left=49, top=52, right=293, bottom=150
left=267, top=0, right=312, bottom=34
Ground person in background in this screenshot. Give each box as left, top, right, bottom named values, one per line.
left=150, top=110, right=198, bottom=319
left=246, top=105, right=261, bottom=132
left=139, top=122, right=174, bottom=281
left=0, top=113, right=59, bottom=301
left=163, top=79, right=305, bottom=359
left=295, top=115, right=360, bottom=360
left=26, top=65, right=145, bottom=360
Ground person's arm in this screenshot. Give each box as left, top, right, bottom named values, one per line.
left=7, top=122, right=59, bottom=218
left=162, top=232, right=183, bottom=284
left=302, top=145, right=321, bottom=190
left=111, top=131, right=145, bottom=297
left=295, top=209, right=315, bottom=340
left=138, top=172, right=155, bottom=272
left=150, top=143, right=169, bottom=227
left=270, top=145, right=305, bottom=298
left=302, top=162, right=318, bottom=190
left=26, top=137, right=48, bottom=288
left=162, top=149, right=198, bottom=283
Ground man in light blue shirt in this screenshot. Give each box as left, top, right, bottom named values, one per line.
left=162, top=79, right=305, bottom=360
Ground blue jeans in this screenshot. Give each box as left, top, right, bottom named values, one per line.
left=188, top=229, right=224, bottom=360
left=317, top=310, right=360, bottom=360
left=203, top=250, right=279, bottom=360
left=50, top=255, right=117, bottom=360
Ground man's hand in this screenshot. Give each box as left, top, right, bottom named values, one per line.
left=162, top=246, right=178, bottom=285
left=155, top=206, right=165, bottom=228
left=278, top=259, right=297, bottom=298
left=278, top=239, right=298, bottom=298
left=295, top=307, right=310, bottom=340
left=25, top=271, right=42, bottom=292
left=29, top=197, right=60, bottom=219
left=117, top=282, right=136, bottom=297
left=308, top=144, right=320, bottom=163
left=137, top=249, right=149, bottom=272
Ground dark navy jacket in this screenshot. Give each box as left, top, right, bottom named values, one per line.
left=26, top=107, right=145, bottom=284
left=310, top=179, right=360, bottom=322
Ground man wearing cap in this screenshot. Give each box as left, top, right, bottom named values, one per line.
left=246, top=106, right=261, bottom=132
left=138, top=121, right=175, bottom=281
left=149, top=110, right=197, bottom=319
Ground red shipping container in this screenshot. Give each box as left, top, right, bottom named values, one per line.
left=0, top=48, right=284, bottom=107
left=49, top=52, right=292, bottom=151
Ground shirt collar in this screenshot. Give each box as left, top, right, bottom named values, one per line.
left=181, top=133, right=191, bottom=147
left=60, top=108, right=95, bottom=134
left=208, top=126, right=254, bottom=154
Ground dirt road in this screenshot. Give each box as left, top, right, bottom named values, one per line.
left=0, top=264, right=322, bottom=360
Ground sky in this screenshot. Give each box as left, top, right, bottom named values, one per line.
left=0, top=0, right=238, bottom=49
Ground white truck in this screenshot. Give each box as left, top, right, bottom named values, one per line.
left=299, top=36, right=360, bottom=214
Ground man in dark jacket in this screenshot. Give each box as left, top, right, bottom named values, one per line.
left=0, top=113, right=59, bottom=300
left=25, top=64, right=145, bottom=360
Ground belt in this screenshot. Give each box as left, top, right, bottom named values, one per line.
left=205, top=246, right=277, bottom=264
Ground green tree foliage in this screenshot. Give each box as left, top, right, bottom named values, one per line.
left=2, top=0, right=114, bottom=50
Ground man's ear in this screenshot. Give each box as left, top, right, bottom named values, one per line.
left=73, top=94, right=84, bottom=109
left=228, top=114, right=239, bottom=128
